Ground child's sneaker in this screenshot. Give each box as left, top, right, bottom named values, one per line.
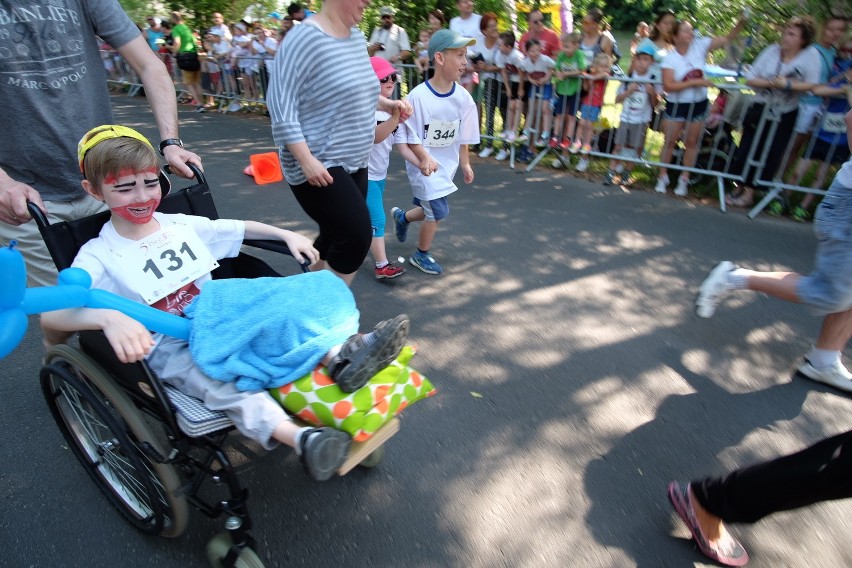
left=506, top=132, right=516, bottom=142
left=559, top=138, right=572, bottom=151
left=549, top=137, right=560, bottom=149
left=603, top=170, right=617, bottom=186
left=535, top=137, right=547, bottom=148
left=654, top=176, right=669, bottom=194
left=576, top=157, right=589, bottom=172
left=569, top=140, right=582, bottom=154
left=695, top=261, right=736, bottom=318
left=478, top=147, right=494, bottom=158
left=494, top=148, right=509, bottom=161
left=410, top=250, right=443, bottom=274
left=515, top=146, right=533, bottom=164
left=517, top=131, right=529, bottom=143
left=327, top=314, right=410, bottom=392
left=375, top=263, right=405, bottom=280
left=674, top=176, right=689, bottom=197
left=391, top=207, right=408, bottom=243
left=581, top=144, right=592, bottom=155
left=299, top=427, right=351, bottom=481
left=621, top=175, right=635, bottom=187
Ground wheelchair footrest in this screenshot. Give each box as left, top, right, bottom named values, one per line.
left=163, top=385, right=234, bottom=437
left=338, top=417, right=400, bottom=476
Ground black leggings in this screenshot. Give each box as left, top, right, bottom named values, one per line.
left=290, top=167, right=371, bottom=275
left=692, top=429, right=852, bottom=524
left=730, top=102, right=798, bottom=188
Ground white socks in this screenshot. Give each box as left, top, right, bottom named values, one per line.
left=806, top=348, right=841, bottom=370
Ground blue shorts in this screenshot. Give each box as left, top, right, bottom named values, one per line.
left=413, top=196, right=449, bottom=222
left=663, top=98, right=709, bottom=123
left=580, top=104, right=602, bottom=122
left=797, top=180, right=852, bottom=314
left=553, top=92, right=580, bottom=116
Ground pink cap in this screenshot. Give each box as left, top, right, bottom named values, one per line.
left=370, top=56, right=396, bottom=80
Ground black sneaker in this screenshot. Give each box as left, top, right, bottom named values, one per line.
left=327, top=314, right=410, bottom=392
left=299, top=428, right=351, bottom=481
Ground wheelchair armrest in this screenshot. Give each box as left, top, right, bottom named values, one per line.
left=243, top=239, right=310, bottom=272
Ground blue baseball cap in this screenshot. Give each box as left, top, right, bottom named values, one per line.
left=635, top=42, right=657, bottom=58
left=428, top=28, right=476, bottom=60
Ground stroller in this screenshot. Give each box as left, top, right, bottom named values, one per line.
left=26, top=166, right=398, bottom=567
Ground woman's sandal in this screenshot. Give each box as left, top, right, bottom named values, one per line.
left=667, top=481, right=750, bottom=566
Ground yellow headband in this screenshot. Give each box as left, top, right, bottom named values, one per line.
left=77, top=125, right=154, bottom=174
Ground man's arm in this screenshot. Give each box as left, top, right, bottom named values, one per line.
left=117, top=35, right=202, bottom=178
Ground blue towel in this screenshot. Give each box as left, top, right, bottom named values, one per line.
left=185, top=271, right=359, bottom=391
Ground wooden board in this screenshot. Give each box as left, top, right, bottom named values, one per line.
left=337, top=417, right=400, bottom=476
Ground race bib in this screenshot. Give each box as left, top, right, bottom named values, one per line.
left=424, top=119, right=460, bottom=147
left=822, top=112, right=846, bottom=134
left=135, top=225, right=219, bottom=305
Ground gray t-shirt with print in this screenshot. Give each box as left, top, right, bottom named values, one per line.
left=0, top=0, right=140, bottom=201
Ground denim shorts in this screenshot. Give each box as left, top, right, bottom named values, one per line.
left=797, top=180, right=852, bottom=314
left=553, top=91, right=580, bottom=116
left=580, top=104, right=602, bottom=122
left=413, top=196, right=450, bottom=222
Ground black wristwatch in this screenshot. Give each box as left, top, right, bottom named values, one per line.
left=158, top=138, right=184, bottom=156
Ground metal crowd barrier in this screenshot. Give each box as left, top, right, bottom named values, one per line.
left=102, top=51, right=846, bottom=217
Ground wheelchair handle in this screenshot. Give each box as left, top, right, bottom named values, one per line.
left=26, top=201, right=50, bottom=230
left=164, top=161, right=206, bottom=187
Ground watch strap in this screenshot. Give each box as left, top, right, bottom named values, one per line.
left=158, top=138, right=183, bottom=155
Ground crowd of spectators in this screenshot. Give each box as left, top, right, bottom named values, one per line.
left=111, top=3, right=850, bottom=218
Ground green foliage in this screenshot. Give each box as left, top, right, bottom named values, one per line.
left=120, top=1, right=278, bottom=31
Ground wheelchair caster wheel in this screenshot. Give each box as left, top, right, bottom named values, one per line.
left=358, top=445, right=385, bottom=468
left=207, top=532, right=264, bottom=568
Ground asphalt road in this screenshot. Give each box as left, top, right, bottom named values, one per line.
left=1, top=95, right=849, bottom=568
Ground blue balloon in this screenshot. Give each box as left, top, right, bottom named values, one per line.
left=0, top=244, right=191, bottom=358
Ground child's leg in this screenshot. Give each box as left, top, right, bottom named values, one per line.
left=566, top=115, right=578, bottom=141
left=418, top=220, right=439, bottom=252
left=366, top=179, right=388, bottom=264
left=554, top=113, right=565, bottom=139
left=541, top=101, right=553, bottom=141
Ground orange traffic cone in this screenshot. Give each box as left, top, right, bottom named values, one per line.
left=248, top=152, right=284, bottom=185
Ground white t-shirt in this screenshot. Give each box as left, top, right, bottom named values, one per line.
left=661, top=35, right=712, bottom=103
left=496, top=48, right=524, bottom=83
left=519, top=54, right=555, bottom=81
left=395, top=81, right=480, bottom=200
left=449, top=14, right=485, bottom=56
left=836, top=159, right=852, bottom=189
left=368, top=110, right=396, bottom=181
left=478, top=39, right=501, bottom=81
left=72, top=214, right=244, bottom=319
left=617, top=70, right=655, bottom=124
left=746, top=44, right=822, bottom=114
left=368, top=24, right=412, bottom=71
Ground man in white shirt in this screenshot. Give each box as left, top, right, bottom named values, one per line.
left=368, top=7, right=411, bottom=98
left=209, top=12, right=232, bottom=42
left=449, top=0, right=485, bottom=93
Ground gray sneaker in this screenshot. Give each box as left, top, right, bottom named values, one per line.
left=695, top=261, right=735, bottom=318
left=299, top=427, right=351, bottom=481
left=327, top=314, right=410, bottom=392
left=797, top=359, right=852, bottom=393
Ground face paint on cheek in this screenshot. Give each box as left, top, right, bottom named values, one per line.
left=111, top=197, right=161, bottom=224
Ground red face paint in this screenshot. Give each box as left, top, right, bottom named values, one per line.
left=110, top=197, right=161, bottom=224
left=103, top=168, right=158, bottom=185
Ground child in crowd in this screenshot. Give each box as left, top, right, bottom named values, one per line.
left=366, top=57, right=406, bottom=280
left=551, top=31, right=586, bottom=150
left=784, top=53, right=852, bottom=221
left=630, top=21, right=651, bottom=54
left=391, top=29, right=479, bottom=275
left=415, top=29, right=432, bottom=78
left=604, top=44, right=658, bottom=186
left=200, top=30, right=225, bottom=108
left=572, top=52, right=612, bottom=172
left=41, top=125, right=411, bottom=481
left=496, top=31, right=525, bottom=161
left=518, top=39, right=556, bottom=153
left=230, top=23, right=254, bottom=101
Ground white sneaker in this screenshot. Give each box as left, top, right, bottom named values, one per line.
left=576, top=158, right=589, bottom=172
left=551, top=158, right=563, bottom=169
left=654, top=176, right=669, bottom=194
left=695, top=261, right=735, bottom=318
left=797, top=359, right=852, bottom=393
left=478, top=147, right=494, bottom=158
left=506, top=132, right=516, bottom=142
left=494, top=149, right=509, bottom=161
left=674, top=176, right=689, bottom=197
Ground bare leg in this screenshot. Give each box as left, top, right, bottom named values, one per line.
left=745, top=271, right=802, bottom=303
left=815, top=309, right=852, bottom=352
left=418, top=221, right=439, bottom=252
left=369, top=236, right=389, bottom=265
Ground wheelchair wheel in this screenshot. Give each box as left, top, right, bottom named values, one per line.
left=207, top=532, right=265, bottom=568
left=358, top=445, right=385, bottom=468
left=42, top=345, right=188, bottom=538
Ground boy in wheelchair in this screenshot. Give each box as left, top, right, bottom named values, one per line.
left=40, top=125, right=410, bottom=481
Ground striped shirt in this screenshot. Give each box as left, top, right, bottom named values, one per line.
left=268, top=24, right=379, bottom=186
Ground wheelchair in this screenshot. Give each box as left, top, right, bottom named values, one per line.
left=29, top=166, right=397, bottom=567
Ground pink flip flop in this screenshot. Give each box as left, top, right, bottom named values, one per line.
left=667, top=481, right=750, bottom=566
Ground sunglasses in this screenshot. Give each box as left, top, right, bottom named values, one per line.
left=530, top=19, right=543, bottom=24
left=380, top=74, right=397, bottom=84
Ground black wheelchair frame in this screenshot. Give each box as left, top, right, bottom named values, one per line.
left=30, top=166, right=316, bottom=567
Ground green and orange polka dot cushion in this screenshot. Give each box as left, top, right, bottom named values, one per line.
left=269, top=346, right=435, bottom=441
